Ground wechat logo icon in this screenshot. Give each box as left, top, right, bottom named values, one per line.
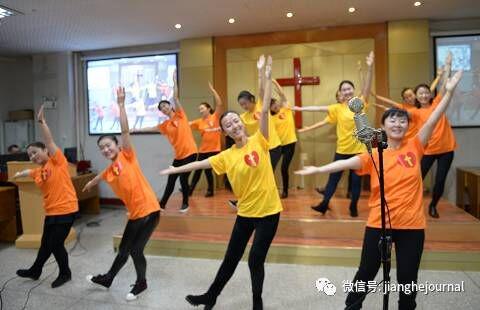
left=315, top=277, right=337, bottom=296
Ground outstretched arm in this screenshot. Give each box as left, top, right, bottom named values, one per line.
left=116, top=87, right=133, bottom=150
left=160, top=159, right=212, bottom=175
left=418, top=70, right=462, bottom=146
left=37, top=104, right=58, bottom=156
left=260, top=55, right=272, bottom=140
left=82, top=172, right=104, bottom=192
left=257, top=55, right=266, bottom=99
left=208, top=82, right=224, bottom=116
left=11, top=169, right=32, bottom=180
left=361, top=51, right=374, bottom=101
left=291, top=105, right=329, bottom=112
left=375, top=94, right=401, bottom=108
left=297, top=119, right=329, bottom=133
left=131, top=126, right=161, bottom=134
left=295, top=156, right=362, bottom=175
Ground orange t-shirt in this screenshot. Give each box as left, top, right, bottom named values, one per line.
left=356, top=137, right=426, bottom=229
left=157, top=108, right=198, bottom=159
left=102, top=148, right=160, bottom=220
left=413, top=95, right=456, bottom=155
left=396, top=103, right=421, bottom=141
left=30, top=149, right=79, bottom=216
left=190, top=112, right=221, bottom=153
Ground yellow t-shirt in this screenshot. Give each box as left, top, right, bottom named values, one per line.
left=240, top=100, right=282, bottom=149
left=272, top=104, right=297, bottom=145
left=326, top=97, right=368, bottom=154
left=209, top=131, right=283, bottom=218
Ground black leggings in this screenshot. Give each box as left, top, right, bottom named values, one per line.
left=280, top=142, right=296, bottom=193
left=269, top=146, right=282, bottom=171
left=108, top=211, right=160, bottom=282
left=189, top=152, right=219, bottom=193
left=160, top=153, right=197, bottom=206
left=206, top=213, right=280, bottom=299
left=345, top=227, right=425, bottom=310
left=420, top=151, right=454, bottom=208
left=31, top=216, right=75, bottom=276
left=319, top=153, right=361, bottom=209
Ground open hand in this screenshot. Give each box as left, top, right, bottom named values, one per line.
left=445, top=70, right=463, bottom=92
left=116, top=87, right=126, bottom=105
left=257, top=54, right=266, bottom=70
left=265, top=55, right=272, bottom=79
left=160, top=166, right=176, bottom=175
left=37, top=104, right=46, bottom=124
left=366, top=51, right=374, bottom=67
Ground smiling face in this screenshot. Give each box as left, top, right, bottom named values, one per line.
left=270, top=99, right=281, bottom=114
left=401, top=88, right=416, bottom=106
left=27, top=146, right=49, bottom=165
left=238, top=97, right=256, bottom=112
left=220, top=112, right=246, bottom=140
left=415, top=86, right=432, bottom=107
left=159, top=101, right=173, bottom=115
left=382, top=113, right=409, bottom=141
left=339, top=82, right=355, bottom=102
left=97, top=136, right=120, bottom=161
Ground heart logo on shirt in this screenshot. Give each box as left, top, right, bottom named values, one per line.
left=208, top=120, right=214, bottom=127
left=41, top=168, right=51, bottom=181
left=112, top=161, right=123, bottom=176
left=172, top=120, right=179, bottom=127
left=397, top=152, right=416, bottom=168
left=244, top=151, right=260, bottom=167
left=253, top=112, right=261, bottom=120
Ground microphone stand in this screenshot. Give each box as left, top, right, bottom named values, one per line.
left=374, top=132, right=392, bottom=310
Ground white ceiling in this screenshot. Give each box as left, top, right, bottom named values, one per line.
left=0, top=0, right=479, bottom=56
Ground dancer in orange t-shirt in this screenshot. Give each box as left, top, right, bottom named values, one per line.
left=296, top=70, right=463, bottom=309
left=133, top=70, right=197, bottom=212
left=188, top=82, right=224, bottom=197
left=12, top=105, right=79, bottom=289
left=83, top=87, right=160, bottom=301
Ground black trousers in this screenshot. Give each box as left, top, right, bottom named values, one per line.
left=108, top=211, right=160, bottom=282
left=345, top=227, right=425, bottom=310
left=280, top=142, right=296, bottom=193
left=31, top=214, right=76, bottom=276
left=319, top=153, right=361, bottom=209
left=160, top=153, right=197, bottom=206
left=206, top=213, right=280, bottom=299
left=189, top=152, right=219, bottom=193
left=269, top=146, right=282, bottom=171
left=420, top=151, right=454, bottom=208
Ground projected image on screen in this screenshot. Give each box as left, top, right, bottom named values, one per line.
left=87, top=54, right=177, bottom=134
left=435, top=35, right=480, bottom=127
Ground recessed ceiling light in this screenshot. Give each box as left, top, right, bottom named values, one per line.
left=174, top=23, right=182, bottom=29
left=228, top=18, right=235, bottom=24
left=286, top=12, right=294, bottom=18
left=414, top=1, right=422, bottom=6
left=348, top=7, right=356, bottom=13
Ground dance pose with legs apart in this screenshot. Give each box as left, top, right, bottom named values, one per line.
left=132, top=70, right=198, bottom=212
left=83, top=87, right=160, bottom=301
left=188, top=82, right=224, bottom=197
left=269, top=79, right=298, bottom=198
left=13, top=104, right=79, bottom=288
left=296, top=70, right=462, bottom=310
left=161, top=56, right=281, bottom=310
left=295, top=51, right=375, bottom=217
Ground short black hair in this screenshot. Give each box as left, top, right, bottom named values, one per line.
left=381, top=107, right=410, bottom=124
left=97, top=135, right=118, bottom=146
left=7, top=144, right=19, bottom=152
left=400, top=87, right=413, bottom=100
left=237, top=90, right=255, bottom=103
left=26, top=142, right=46, bottom=150
left=158, top=100, right=172, bottom=111
left=219, top=110, right=241, bottom=131
left=199, top=102, right=214, bottom=114
left=414, top=83, right=432, bottom=107
left=338, top=80, right=355, bottom=91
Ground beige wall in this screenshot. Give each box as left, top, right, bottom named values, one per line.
left=226, top=40, right=375, bottom=190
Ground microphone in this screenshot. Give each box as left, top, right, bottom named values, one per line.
left=348, top=97, right=380, bottom=153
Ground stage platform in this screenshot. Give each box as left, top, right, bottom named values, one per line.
left=113, top=189, right=480, bottom=271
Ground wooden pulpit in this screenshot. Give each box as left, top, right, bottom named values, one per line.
left=7, top=161, right=77, bottom=249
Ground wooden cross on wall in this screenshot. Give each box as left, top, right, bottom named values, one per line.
left=275, top=58, right=320, bottom=128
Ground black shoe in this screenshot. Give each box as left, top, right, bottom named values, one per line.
left=16, top=269, right=40, bottom=280
left=228, top=200, right=238, bottom=211
left=186, top=294, right=216, bottom=309
left=253, top=296, right=263, bottom=310
left=205, top=190, right=214, bottom=197
left=311, top=202, right=329, bottom=215
left=349, top=205, right=358, bottom=217
left=179, top=203, right=189, bottom=213
left=126, top=279, right=147, bottom=301
left=315, top=187, right=326, bottom=195
left=51, top=273, right=71, bottom=288
left=280, top=191, right=288, bottom=199
left=429, top=204, right=439, bottom=218
left=86, top=274, right=113, bottom=289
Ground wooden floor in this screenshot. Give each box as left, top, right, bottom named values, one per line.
left=113, top=189, right=480, bottom=270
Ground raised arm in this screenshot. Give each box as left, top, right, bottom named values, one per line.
left=257, top=55, right=266, bottom=99
left=291, top=105, right=329, bottom=112
left=272, top=79, right=288, bottom=107
left=375, top=94, right=401, bottom=108
left=260, top=55, right=272, bottom=140
left=438, top=52, right=452, bottom=96
left=82, top=172, right=104, bottom=192
left=160, top=158, right=211, bottom=175
left=172, top=69, right=182, bottom=110
left=208, top=82, right=224, bottom=116
left=131, top=126, right=161, bottom=134
left=430, top=67, right=444, bottom=92
left=297, top=118, right=329, bottom=133
left=295, top=156, right=362, bottom=175
left=116, top=87, right=133, bottom=150
left=361, top=51, right=374, bottom=101
left=418, top=70, right=462, bottom=146
left=37, top=104, right=58, bottom=156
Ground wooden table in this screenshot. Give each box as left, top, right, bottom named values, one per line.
left=457, top=167, right=480, bottom=219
